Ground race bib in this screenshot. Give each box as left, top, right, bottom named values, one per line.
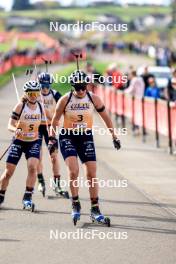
left=72, top=123, right=87, bottom=129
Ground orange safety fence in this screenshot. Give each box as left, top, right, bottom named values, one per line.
left=94, top=86, right=176, bottom=143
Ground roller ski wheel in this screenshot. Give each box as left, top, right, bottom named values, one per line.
left=72, top=202, right=81, bottom=226
left=90, top=206, right=111, bottom=227
left=23, top=200, right=35, bottom=213
left=54, top=187, right=70, bottom=199
left=38, top=182, right=46, bottom=197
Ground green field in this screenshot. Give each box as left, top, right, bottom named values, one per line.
left=0, top=5, right=171, bottom=22
left=0, top=39, right=37, bottom=53
left=0, top=66, right=30, bottom=88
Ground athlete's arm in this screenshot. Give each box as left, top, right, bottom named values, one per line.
left=50, top=94, right=68, bottom=137
left=92, top=94, right=118, bottom=139
left=45, top=108, right=53, bottom=122
left=8, top=102, right=23, bottom=133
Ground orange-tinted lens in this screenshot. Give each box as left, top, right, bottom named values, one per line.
left=26, top=92, right=40, bottom=97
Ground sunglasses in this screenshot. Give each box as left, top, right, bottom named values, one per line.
left=74, top=84, right=87, bottom=91
left=26, top=91, right=40, bottom=97
left=41, top=84, right=50, bottom=89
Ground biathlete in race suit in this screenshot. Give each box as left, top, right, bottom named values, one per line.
left=0, top=80, right=49, bottom=208
left=49, top=70, right=121, bottom=224
left=37, top=72, right=69, bottom=198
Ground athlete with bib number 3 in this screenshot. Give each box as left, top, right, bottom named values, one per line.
left=49, top=68, right=121, bottom=226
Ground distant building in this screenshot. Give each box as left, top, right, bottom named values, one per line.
left=89, top=0, right=115, bottom=6
left=134, top=14, right=172, bottom=31
left=6, top=16, right=36, bottom=31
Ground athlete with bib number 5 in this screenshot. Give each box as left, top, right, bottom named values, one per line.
left=0, top=81, right=50, bottom=212
left=49, top=69, right=121, bottom=226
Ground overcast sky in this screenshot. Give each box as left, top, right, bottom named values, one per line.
left=0, top=0, right=171, bottom=11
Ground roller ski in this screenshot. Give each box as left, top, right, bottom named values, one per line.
left=90, top=205, right=111, bottom=227
left=37, top=174, right=46, bottom=197
left=72, top=201, right=81, bottom=226
left=22, top=190, right=35, bottom=212
left=53, top=178, right=69, bottom=199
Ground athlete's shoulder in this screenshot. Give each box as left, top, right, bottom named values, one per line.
left=51, top=89, right=62, bottom=102
left=88, top=92, right=99, bottom=103
left=61, top=92, right=72, bottom=102
left=13, top=101, right=25, bottom=113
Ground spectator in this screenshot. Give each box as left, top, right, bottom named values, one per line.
left=141, top=66, right=154, bottom=92
left=106, top=63, right=124, bottom=89
left=125, top=70, right=145, bottom=98
left=125, top=70, right=145, bottom=135
left=167, top=69, right=176, bottom=101
left=145, top=77, right=160, bottom=99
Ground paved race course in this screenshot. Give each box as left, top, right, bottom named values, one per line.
left=0, top=62, right=176, bottom=264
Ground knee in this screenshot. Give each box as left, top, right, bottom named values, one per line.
left=28, top=164, right=37, bottom=175
left=51, top=154, right=58, bottom=165
left=4, top=168, right=13, bottom=180
left=86, top=168, right=96, bottom=178
left=69, top=168, right=79, bottom=180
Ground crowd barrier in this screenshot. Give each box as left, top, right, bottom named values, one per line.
left=95, top=85, right=176, bottom=154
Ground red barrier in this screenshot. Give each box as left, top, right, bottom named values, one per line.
left=95, top=86, right=176, bottom=142
left=124, top=94, right=132, bottom=118
left=157, top=99, right=168, bottom=137
left=110, top=89, right=117, bottom=114
left=116, top=91, right=123, bottom=115
left=0, top=60, right=12, bottom=74
left=134, top=98, right=143, bottom=126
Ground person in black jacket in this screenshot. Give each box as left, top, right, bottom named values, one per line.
left=167, top=69, right=176, bottom=101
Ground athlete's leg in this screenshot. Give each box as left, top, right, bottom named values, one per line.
left=37, top=147, right=43, bottom=175
left=0, top=163, right=16, bottom=190
left=37, top=148, right=45, bottom=191
left=84, top=161, right=106, bottom=222
left=26, top=157, right=39, bottom=188
left=65, top=156, right=79, bottom=197
left=50, top=151, right=60, bottom=179
left=84, top=161, right=98, bottom=200
left=0, top=139, right=22, bottom=204
left=0, top=163, right=16, bottom=204
left=37, top=126, right=45, bottom=185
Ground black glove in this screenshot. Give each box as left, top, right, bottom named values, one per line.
left=113, top=138, right=121, bottom=150
left=48, top=136, right=58, bottom=155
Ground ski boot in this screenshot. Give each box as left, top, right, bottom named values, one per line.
left=22, top=191, right=35, bottom=212
left=90, top=205, right=110, bottom=227
left=53, top=178, right=69, bottom=199
left=37, top=174, right=46, bottom=197
left=72, top=201, right=81, bottom=226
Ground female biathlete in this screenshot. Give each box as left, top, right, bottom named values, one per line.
left=37, top=72, right=69, bottom=198
left=49, top=70, right=121, bottom=226
left=0, top=80, right=46, bottom=211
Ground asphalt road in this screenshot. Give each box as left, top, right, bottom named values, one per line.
left=0, top=62, right=176, bottom=264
